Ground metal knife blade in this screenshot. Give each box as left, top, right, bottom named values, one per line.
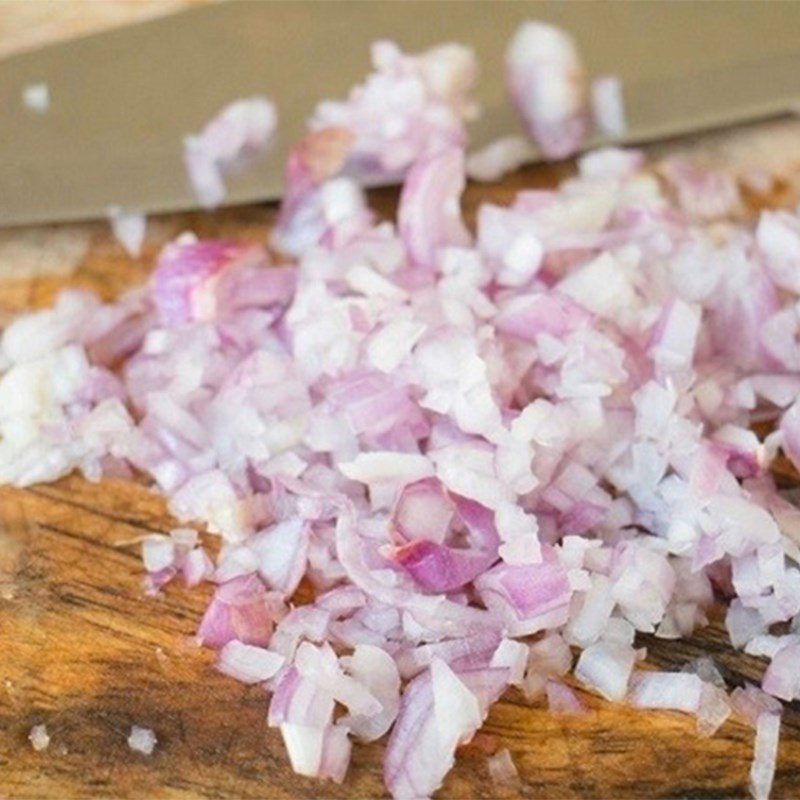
left=2, top=0, right=800, bottom=227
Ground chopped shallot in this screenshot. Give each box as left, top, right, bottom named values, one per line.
left=217, top=640, right=285, bottom=683
left=546, top=681, right=587, bottom=715
left=28, top=724, right=50, bottom=752
left=384, top=660, right=508, bottom=799
left=23, top=83, right=49, bottom=113
left=108, top=207, right=147, bottom=258
left=184, top=97, right=277, bottom=208
left=751, top=711, right=781, bottom=800
left=310, top=40, right=478, bottom=181
left=591, top=75, right=627, bottom=138
left=505, top=22, right=590, bottom=159
left=487, top=747, right=520, bottom=787
left=127, top=726, right=157, bottom=755
left=575, top=641, right=636, bottom=702
left=1, top=19, right=799, bottom=800
left=467, top=136, right=534, bottom=183
left=628, top=671, right=702, bottom=714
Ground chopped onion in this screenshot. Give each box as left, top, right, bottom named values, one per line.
left=751, top=712, right=781, bottom=800
left=696, top=682, right=731, bottom=738
left=339, top=644, right=401, bottom=741
left=151, top=237, right=267, bottom=327
left=660, top=156, right=740, bottom=221
left=628, top=671, right=702, bottom=713
left=184, top=97, right=277, bottom=208
left=397, top=146, right=471, bottom=269
left=23, top=83, right=49, bottom=113
left=181, top=545, right=214, bottom=587
left=2, top=21, right=800, bottom=800
left=384, top=661, right=508, bottom=800
left=141, top=534, right=175, bottom=574
left=467, top=136, right=534, bottom=183
left=127, top=725, right=157, bottom=755
left=107, top=207, right=146, bottom=258
left=217, top=640, right=285, bottom=684
left=279, top=722, right=351, bottom=783
left=487, top=747, right=520, bottom=787
left=505, top=22, right=590, bottom=159
left=575, top=641, right=636, bottom=702
left=730, top=685, right=782, bottom=730
left=591, top=75, right=627, bottom=138
left=761, top=642, right=800, bottom=701
left=28, top=724, right=50, bottom=751
left=310, top=40, right=478, bottom=181
left=475, top=551, right=571, bottom=636
left=197, top=575, right=283, bottom=648
left=490, top=638, right=528, bottom=686
left=546, top=680, right=587, bottom=715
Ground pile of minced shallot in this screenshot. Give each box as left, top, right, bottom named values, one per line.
left=6, top=21, right=800, bottom=800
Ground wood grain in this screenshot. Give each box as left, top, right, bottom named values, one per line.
left=3, top=4, right=800, bottom=799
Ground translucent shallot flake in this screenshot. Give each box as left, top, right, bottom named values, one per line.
left=29, top=724, right=50, bottom=751
left=487, top=747, right=520, bottom=787
left=23, top=83, right=49, bottom=113
left=108, top=207, right=147, bottom=258
left=127, top=726, right=157, bottom=755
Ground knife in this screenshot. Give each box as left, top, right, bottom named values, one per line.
left=2, top=0, right=800, bottom=227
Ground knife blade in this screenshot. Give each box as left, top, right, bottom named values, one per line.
left=2, top=0, right=800, bottom=227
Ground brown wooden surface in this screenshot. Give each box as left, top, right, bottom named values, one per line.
left=4, top=4, right=800, bottom=799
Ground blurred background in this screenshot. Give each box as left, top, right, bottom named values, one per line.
left=0, top=1, right=201, bottom=56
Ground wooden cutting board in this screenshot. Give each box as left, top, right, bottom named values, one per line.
left=3, top=5, right=800, bottom=799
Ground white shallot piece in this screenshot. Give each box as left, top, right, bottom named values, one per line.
left=505, top=22, right=590, bottom=159
left=467, top=135, right=535, bottom=183
left=29, top=724, right=50, bottom=752
left=108, top=206, right=147, bottom=258
left=310, top=40, right=479, bottom=181
left=591, top=74, right=627, bottom=138
left=127, top=726, right=157, bottom=756
left=22, top=82, right=49, bottom=113
left=217, top=640, right=285, bottom=683
left=184, top=97, right=278, bottom=208
left=2, top=21, right=800, bottom=800
left=487, top=747, right=520, bottom=787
